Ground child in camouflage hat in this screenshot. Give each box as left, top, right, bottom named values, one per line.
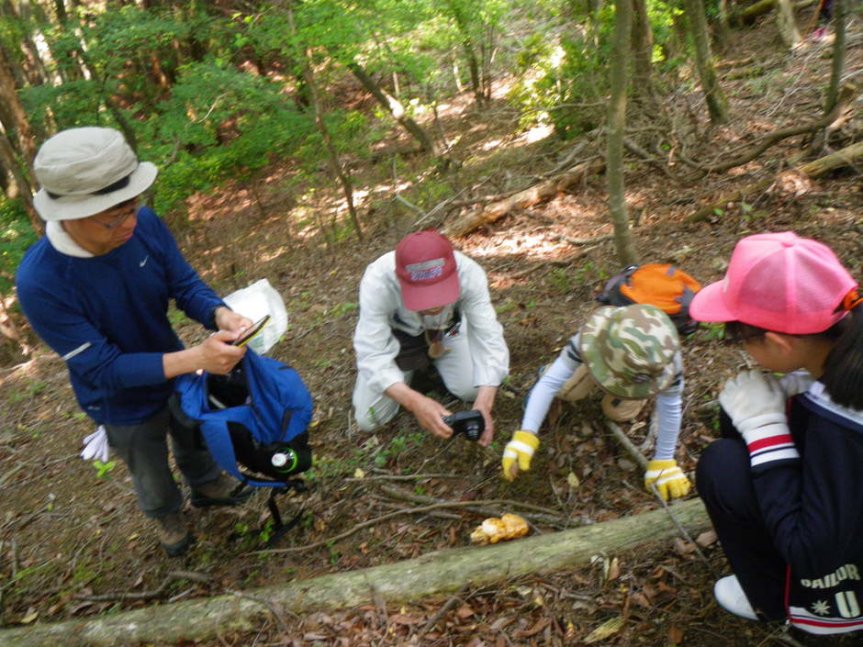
left=502, top=304, right=691, bottom=501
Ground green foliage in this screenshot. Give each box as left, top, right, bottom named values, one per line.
left=93, top=460, right=117, bottom=479
left=699, top=322, right=726, bottom=342
left=330, top=302, right=358, bottom=318
left=573, top=260, right=607, bottom=286
left=548, top=268, right=573, bottom=294
left=0, top=200, right=38, bottom=293
left=147, top=60, right=314, bottom=214
left=8, top=378, right=47, bottom=404
left=507, top=18, right=610, bottom=138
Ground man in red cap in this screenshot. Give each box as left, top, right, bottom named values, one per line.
left=352, top=230, right=509, bottom=445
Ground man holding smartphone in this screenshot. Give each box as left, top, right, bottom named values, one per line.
left=351, top=230, right=509, bottom=445
left=17, top=127, right=254, bottom=556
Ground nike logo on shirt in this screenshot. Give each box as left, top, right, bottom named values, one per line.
left=139, top=256, right=149, bottom=267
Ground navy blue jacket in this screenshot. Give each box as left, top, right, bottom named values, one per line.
left=758, top=383, right=863, bottom=634
left=16, top=208, right=225, bottom=425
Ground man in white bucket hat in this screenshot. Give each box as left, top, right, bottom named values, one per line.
left=16, top=127, right=254, bottom=556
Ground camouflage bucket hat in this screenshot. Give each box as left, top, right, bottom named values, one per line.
left=579, top=304, right=680, bottom=399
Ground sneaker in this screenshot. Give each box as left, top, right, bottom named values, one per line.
left=190, top=473, right=252, bottom=508
left=714, top=575, right=758, bottom=621
left=157, top=512, right=194, bottom=557
left=810, top=26, right=829, bottom=41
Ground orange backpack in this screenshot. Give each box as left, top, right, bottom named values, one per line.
left=597, top=264, right=702, bottom=334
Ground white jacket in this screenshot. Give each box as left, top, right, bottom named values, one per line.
left=353, top=250, right=509, bottom=397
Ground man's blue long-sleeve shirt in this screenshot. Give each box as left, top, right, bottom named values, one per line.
left=16, top=207, right=225, bottom=424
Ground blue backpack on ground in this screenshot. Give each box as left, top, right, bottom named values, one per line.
left=171, top=348, right=314, bottom=542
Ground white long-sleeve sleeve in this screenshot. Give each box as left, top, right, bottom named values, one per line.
left=352, top=251, right=509, bottom=399
left=521, top=330, right=685, bottom=461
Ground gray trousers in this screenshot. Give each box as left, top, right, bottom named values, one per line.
left=105, top=405, right=220, bottom=519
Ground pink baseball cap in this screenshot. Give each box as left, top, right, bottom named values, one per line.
left=395, top=230, right=460, bottom=311
left=690, top=231, right=857, bottom=334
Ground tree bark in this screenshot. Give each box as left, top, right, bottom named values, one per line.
left=0, top=47, right=36, bottom=166
left=347, top=63, right=439, bottom=155
left=824, top=0, right=846, bottom=114
left=732, top=0, right=817, bottom=25
left=0, top=499, right=710, bottom=647
left=607, top=0, right=639, bottom=265
left=285, top=2, right=363, bottom=241
left=442, top=159, right=605, bottom=238
left=684, top=0, right=729, bottom=124
left=775, top=0, right=802, bottom=48
left=446, top=0, right=486, bottom=106
left=0, top=128, right=39, bottom=233
left=630, top=0, right=656, bottom=105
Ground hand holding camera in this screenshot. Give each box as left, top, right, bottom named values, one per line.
left=442, top=409, right=485, bottom=441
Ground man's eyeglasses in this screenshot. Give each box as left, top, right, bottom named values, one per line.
left=91, top=198, right=138, bottom=230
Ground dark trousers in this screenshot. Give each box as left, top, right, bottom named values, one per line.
left=695, top=412, right=787, bottom=620
left=105, top=406, right=220, bottom=519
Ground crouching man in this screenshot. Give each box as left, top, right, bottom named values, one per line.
left=352, top=230, right=509, bottom=446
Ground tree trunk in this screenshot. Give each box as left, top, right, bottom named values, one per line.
left=0, top=128, right=40, bottom=233
left=630, top=0, right=656, bottom=105
left=347, top=63, right=439, bottom=155
left=684, top=0, right=729, bottom=124
left=285, top=3, right=363, bottom=242
left=714, top=0, right=732, bottom=51
left=442, top=159, right=605, bottom=238
left=0, top=0, right=48, bottom=86
left=0, top=46, right=36, bottom=166
left=0, top=499, right=710, bottom=647
left=775, top=0, right=802, bottom=48
left=732, top=0, right=818, bottom=26
left=446, top=0, right=486, bottom=106
left=607, top=0, right=639, bottom=266
left=824, top=0, right=846, bottom=114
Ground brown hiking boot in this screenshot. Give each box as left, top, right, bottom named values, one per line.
left=157, top=512, right=193, bottom=557
left=190, top=473, right=252, bottom=508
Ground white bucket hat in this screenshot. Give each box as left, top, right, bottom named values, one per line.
left=32, top=127, right=158, bottom=221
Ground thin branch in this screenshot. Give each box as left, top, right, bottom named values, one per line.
left=74, top=571, right=212, bottom=602
left=416, top=583, right=469, bottom=637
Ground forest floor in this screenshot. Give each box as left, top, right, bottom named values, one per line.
left=3, top=10, right=863, bottom=647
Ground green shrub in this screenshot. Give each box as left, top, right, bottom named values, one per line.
left=0, top=199, right=38, bottom=294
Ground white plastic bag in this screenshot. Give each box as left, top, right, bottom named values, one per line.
left=223, top=279, right=288, bottom=355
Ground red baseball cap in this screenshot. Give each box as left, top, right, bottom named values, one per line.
left=690, top=231, right=857, bottom=334
left=395, top=230, right=460, bottom=311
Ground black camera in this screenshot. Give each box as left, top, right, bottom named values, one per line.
left=442, top=410, right=485, bottom=442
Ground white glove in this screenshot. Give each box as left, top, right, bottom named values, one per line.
left=719, top=370, right=799, bottom=468
left=779, top=370, right=815, bottom=398
left=81, top=425, right=109, bottom=462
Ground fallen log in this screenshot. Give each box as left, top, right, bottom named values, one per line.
left=731, top=0, right=817, bottom=26
left=443, top=158, right=605, bottom=238
left=697, top=82, right=857, bottom=175
left=0, top=498, right=710, bottom=647
left=688, top=140, right=863, bottom=222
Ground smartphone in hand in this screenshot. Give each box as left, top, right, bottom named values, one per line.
left=232, top=315, right=271, bottom=347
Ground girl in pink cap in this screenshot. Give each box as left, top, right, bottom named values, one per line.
left=690, top=231, right=863, bottom=635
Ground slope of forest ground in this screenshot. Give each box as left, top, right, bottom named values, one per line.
left=3, top=10, right=863, bottom=647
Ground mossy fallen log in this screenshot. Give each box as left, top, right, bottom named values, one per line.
left=0, top=498, right=709, bottom=647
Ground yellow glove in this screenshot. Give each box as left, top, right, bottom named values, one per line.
left=502, top=431, right=540, bottom=481
left=644, top=459, right=691, bottom=501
